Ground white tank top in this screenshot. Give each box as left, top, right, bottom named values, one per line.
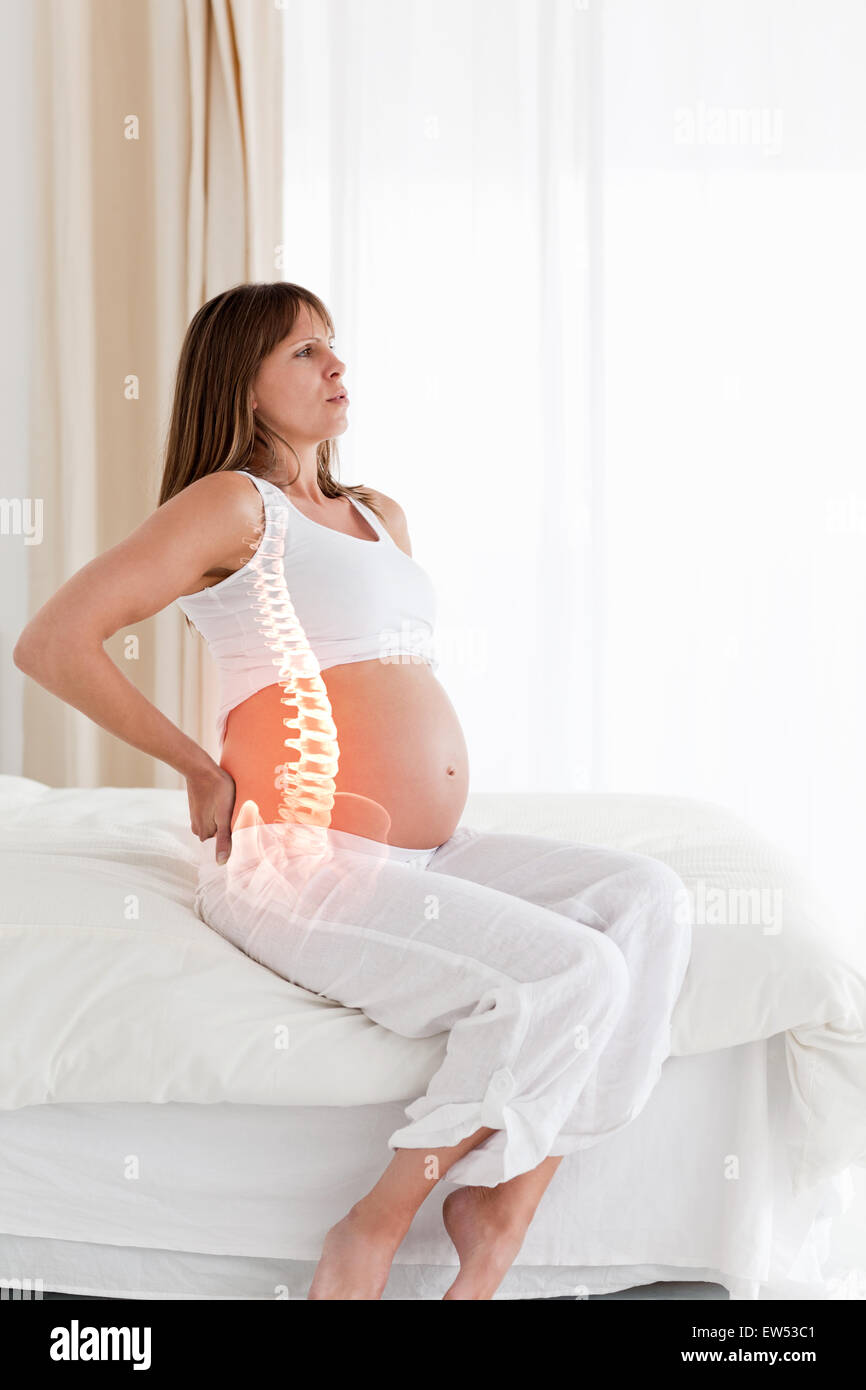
left=175, top=469, right=438, bottom=750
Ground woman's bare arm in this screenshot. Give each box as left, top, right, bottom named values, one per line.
left=12, top=471, right=264, bottom=859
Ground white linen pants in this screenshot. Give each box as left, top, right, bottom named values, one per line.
left=194, top=817, right=693, bottom=1188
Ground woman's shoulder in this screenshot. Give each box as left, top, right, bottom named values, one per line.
left=361, top=487, right=411, bottom=552
left=183, top=467, right=259, bottom=495
left=177, top=468, right=267, bottom=516
left=167, top=469, right=270, bottom=572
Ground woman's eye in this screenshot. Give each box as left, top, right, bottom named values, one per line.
left=296, top=343, right=336, bottom=358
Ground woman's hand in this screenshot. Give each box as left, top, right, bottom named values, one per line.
left=186, top=762, right=236, bottom=864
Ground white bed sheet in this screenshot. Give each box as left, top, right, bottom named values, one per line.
left=1, top=777, right=864, bottom=1204
left=0, top=1035, right=862, bottom=1299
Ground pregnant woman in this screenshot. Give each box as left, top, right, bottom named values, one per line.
left=14, top=281, right=692, bottom=1301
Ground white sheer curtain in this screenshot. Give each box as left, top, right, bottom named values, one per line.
left=6, top=0, right=283, bottom=788
left=280, top=0, right=865, bottom=923
left=280, top=0, right=596, bottom=791
left=600, top=0, right=866, bottom=925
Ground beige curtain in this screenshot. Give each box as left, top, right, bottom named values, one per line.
left=22, top=0, right=283, bottom=790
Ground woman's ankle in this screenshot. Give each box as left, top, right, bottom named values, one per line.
left=458, top=1182, right=539, bottom=1238
left=348, top=1194, right=416, bottom=1243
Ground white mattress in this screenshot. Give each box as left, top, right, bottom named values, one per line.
left=0, top=1034, right=862, bottom=1299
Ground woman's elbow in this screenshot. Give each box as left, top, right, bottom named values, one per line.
left=12, top=624, right=68, bottom=679
left=12, top=627, right=41, bottom=672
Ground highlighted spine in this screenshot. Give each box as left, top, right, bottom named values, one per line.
left=247, top=504, right=338, bottom=828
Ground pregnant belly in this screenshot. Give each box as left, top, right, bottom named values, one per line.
left=220, top=659, right=470, bottom=848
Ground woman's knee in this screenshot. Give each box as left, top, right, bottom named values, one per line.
left=609, top=851, right=692, bottom=930
left=643, top=858, right=692, bottom=942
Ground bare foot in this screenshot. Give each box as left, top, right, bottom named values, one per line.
left=307, top=1205, right=408, bottom=1300
left=441, top=1185, right=529, bottom=1299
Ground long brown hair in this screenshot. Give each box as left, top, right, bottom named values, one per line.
left=158, top=282, right=384, bottom=633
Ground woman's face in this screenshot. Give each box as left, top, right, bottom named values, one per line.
left=251, top=305, right=349, bottom=446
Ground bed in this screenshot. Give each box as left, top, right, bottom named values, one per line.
left=1, top=774, right=864, bottom=1300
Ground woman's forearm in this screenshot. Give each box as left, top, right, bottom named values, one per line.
left=14, top=640, right=216, bottom=781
